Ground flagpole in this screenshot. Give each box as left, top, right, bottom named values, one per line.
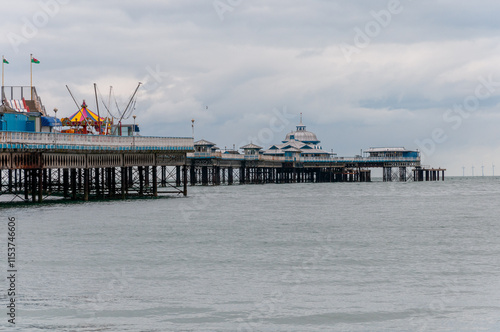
left=30, top=53, right=33, bottom=100
left=2, top=55, right=4, bottom=104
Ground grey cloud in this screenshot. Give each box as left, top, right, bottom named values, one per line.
left=1, top=0, right=500, bottom=175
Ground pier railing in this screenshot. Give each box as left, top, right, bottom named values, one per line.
left=299, top=156, right=421, bottom=163
left=0, top=131, right=194, bottom=151
left=188, top=152, right=420, bottom=164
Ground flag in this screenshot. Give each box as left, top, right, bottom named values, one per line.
left=31, top=57, right=40, bottom=64
left=3, top=58, right=8, bottom=64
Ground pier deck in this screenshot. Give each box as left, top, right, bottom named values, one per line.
left=0, top=132, right=446, bottom=204
left=0, top=131, right=193, bottom=204
left=186, top=152, right=445, bottom=185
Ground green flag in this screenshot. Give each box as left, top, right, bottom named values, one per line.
left=3, top=58, right=8, bottom=64
left=31, top=57, right=40, bottom=64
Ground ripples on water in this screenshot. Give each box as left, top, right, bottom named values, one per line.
left=3, top=177, right=500, bottom=331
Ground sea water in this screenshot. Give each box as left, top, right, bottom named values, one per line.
left=2, top=177, right=500, bottom=331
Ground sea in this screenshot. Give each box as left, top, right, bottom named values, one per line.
left=2, top=176, right=500, bottom=331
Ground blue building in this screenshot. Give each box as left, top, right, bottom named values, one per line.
left=1, top=86, right=61, bottom=133
left=1, top=106, right=61, bottom=133
left=365, top=147, right=419, bottom=158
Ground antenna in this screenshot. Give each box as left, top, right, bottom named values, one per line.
left=191, top=119, right=195, bottom=138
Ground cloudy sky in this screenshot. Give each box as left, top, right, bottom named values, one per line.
left=2, top=0, right=500, bottom=175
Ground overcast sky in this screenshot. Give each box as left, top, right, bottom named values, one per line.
left=2, top=0, right=500, bottom=175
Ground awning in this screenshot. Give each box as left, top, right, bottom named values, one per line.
left=41, top=116, right=62, bottom=127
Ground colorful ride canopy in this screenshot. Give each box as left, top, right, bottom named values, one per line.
left=61, top=100, right=112, bottom=134
left=66, top=100, right=104, bottom=123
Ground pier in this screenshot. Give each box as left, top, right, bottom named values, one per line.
left=0, top=132, right=447, bottom=204
left=0, top=88, right=446, bottom=204
left=0, top=131, right=193, bottom=203
left=185, top=151, right=446, bottom=185
left=183, top=138, right=446, bottom=186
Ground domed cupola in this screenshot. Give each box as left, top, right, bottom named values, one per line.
left=283, top=113, right=320, bottom=145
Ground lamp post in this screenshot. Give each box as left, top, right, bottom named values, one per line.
left=53, top=108, right=58, bottom=131
left=133, top=115, right=136, bottom=149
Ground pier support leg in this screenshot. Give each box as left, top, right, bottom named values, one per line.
left=228, top=167, right=233, bottom=185
left=176, top=166, right=181, bottom=187
left=161, top=166, right=166, bottom=186
left=106, top=168, right=112, bottom=198
left=84, top=168, right=89, bottom=201
left=383, top=167, right=392, bottom=182
left=63, top=168, right=69, bottom=198
left=101, top=168, right=105, bottom=195
left=183, top=165, right=188, bottom=196
left=71, top=168, right=77, bottom=200
left=214, top=166, right=220, bottom=186
left=38, top=168, right=43, bottom=203
left=190, top=164, right=196, bottom=186
left=95, top=168, right=100, bottom=198
left=399, top=167, right=407, bottom=182
left=7, top=169, right=12, bottom=193
left=121, top=167, right=127, bottom=199
left=239, top=167, right=245, bottom=184
left=201, top=166, right=208, bottom=185
left=24, top=170, right=29, bottom=201
left=78, top=168, right=82, bottom=193
left=46, top=169, right=51, bottom=193
left=31, top=169, right=37, bottom=203
left=138, top=166, right=144, bottom=195
left=152, top=166, right=158, bottom=197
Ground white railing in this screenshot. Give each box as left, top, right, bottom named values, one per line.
left=0, top=131, right=194, bottom=150
left=300, top=156, right=421, bottom=163
left=189, top=153, right=293, bottom=162
left=221, top=154, right=245, bottom=160
left=186, top=152, right=420, bottom=164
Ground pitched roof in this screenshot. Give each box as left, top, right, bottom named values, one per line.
left=194, top=139, right=216, bottom=146
left=301, top=149, right=330, bottom=155
left=240, top=143, right=263, bottom=150
left=68, top=101, right=104, bottom=122
left=365, top=147, right=409, bottom=152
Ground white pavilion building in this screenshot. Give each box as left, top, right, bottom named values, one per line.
left=262, top=116, right=331, bottom=159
